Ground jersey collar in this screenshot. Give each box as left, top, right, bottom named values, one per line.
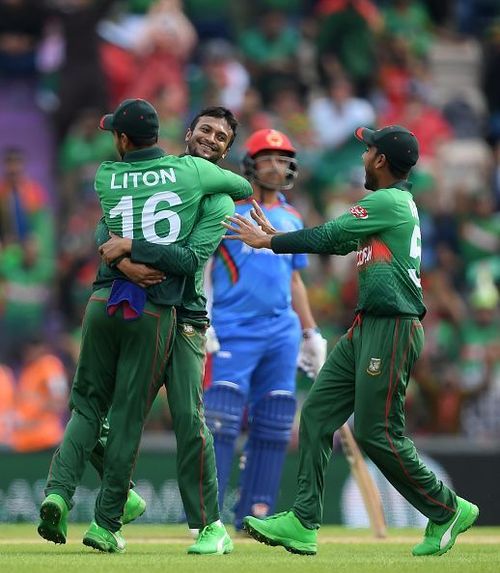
left=122, top=146, right=166, bottom=163
left=267, top=193, right=287, bottom=209
left=391, top=180, right=413, bottom=193
left=243, top=192, right=287, bottom=208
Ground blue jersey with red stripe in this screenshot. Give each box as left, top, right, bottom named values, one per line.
left=211, top=195, right=307, bottom=326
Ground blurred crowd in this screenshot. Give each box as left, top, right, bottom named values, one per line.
left=0, top=0, right=499, bottom=452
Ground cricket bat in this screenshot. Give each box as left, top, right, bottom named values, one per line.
left=338, top=423, right=387, bottom=538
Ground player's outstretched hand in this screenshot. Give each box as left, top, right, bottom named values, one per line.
left=117, top=258, right=165, bottom=288
left=222, top=214, right=273, bottom=249
left=250, top=200, right=278, bottom=235
left=99, top=232, right=132, bottom=265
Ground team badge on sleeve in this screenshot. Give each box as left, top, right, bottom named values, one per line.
left=350, top=205, right=368, bottom=219
left=367, top=358, right=382, bottom=376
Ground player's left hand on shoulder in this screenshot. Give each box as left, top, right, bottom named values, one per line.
left=297, top=328, right=328, bottom=379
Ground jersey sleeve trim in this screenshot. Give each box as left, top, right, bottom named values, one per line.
left=216, top=243, right=239, bottom=284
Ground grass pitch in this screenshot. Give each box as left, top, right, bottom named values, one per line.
left=0, top=524, right=499, bottom=573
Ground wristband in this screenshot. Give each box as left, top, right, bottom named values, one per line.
left=303, top=327, right=320, bottom=339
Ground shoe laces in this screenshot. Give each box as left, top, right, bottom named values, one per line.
left=197, top=523, right=219, bottom=540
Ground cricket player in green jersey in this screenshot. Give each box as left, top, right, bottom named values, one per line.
left=223, top=125, right=479, bottom=557
left=91, top=107, right=242, bottom=554
left=38, top=100, right=252, bottom=553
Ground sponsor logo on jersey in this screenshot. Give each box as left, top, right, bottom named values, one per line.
left=350, top=205, right=368, bottom=219
left=356, top=238, right=392, bottom=268
left=367, top=358, right=382, bottom=376
left=356, top=245, right=373, bottom=267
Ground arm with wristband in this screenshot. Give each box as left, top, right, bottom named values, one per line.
left=291, top=271, right=328, bottom=378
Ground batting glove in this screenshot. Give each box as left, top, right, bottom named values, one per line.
left=298, top=328, right=327, bottom=379
left=205, top=325, right=220, bottom=354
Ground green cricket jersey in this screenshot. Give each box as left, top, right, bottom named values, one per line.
left=95, top=194, right=234, bottom=325
left=271, top=181, right=426, bottom=317
left=130, top=194, right=235, bottom=326
left=93, top=147, right=251, bottom=305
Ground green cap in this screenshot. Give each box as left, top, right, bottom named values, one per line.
left=99, top=98, right=159, bottom=139
left=354, top=125, right=419, bottom=172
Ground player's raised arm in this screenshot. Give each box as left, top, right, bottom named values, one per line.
left=223, top=214, right=358, bottom=256
left=225, top=184, right=401, bottom=255
left=270, top=222, right=358, bottom=255
left=270, top=190, right=399, bottom=255
left=191, top=156, right=253, bottom=201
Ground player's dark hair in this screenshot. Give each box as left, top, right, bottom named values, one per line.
left=387, top=161, right=410, bottom=180
left=189, top=106, right=238, bottom=148
left=120, top=133, right=158, bottom=147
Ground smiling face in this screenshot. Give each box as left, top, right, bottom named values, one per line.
left=185, top=116, right=233, bottom=162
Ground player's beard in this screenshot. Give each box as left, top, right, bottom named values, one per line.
left=364, top=167, right=377, bottom=191
left=117, top=141, right=126, bottom=159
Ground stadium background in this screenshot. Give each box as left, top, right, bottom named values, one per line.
left=0, top=0, right=499, bottom=527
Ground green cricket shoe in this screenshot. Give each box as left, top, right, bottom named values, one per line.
left=82, top=521, right=126, bottom=553
left=244, top=511, right=317, bottom=555
left=122, top=489, right=146, bottom=525
left=37, top=493, right=69, bottom=545
left=412, top=497, right=479, bottom=557
left=187, top=522, right=233, bottom=555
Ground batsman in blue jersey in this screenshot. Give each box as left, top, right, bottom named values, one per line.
left=204, top=129, right=327, bottom=529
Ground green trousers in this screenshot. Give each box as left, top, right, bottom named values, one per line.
left=90, top=321, right=220, bottom=529
left=293, top=315, right=457, bottom=529
left=45, top=289, right=176, bottom=532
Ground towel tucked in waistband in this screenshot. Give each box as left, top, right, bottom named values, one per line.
left=106, top=279, right=147, bottom=320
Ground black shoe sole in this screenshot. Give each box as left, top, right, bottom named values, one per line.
left=83, top=533, right=125, bottom=553
left=244, top=521, right=316, bottom=556
left=37, top=523, right=66, bottom=545
left=38, top=503, right=66, bottom=544
left=82, top=536, right=108, bottom=552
